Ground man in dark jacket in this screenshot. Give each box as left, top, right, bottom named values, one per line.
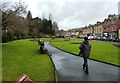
left=79, top=37, right=91, bottom=74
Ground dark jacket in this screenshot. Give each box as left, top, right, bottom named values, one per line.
left=79, top=41, right=91, bottom=57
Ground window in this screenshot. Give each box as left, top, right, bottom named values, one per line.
left=104, top=27, right=106, bottom=31
left=112, top=27, right=115, bottom=31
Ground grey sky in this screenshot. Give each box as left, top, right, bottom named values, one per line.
left=3, top=0, right=120, bottom=30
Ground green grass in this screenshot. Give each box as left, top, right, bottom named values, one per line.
left=40, top=38, right=119, bottom=66
left=40, top=38, right=64, bottom=42
left=2, top=39, right=55, bottom=81
left=39, top=38, right=52, bottom=42
left=89, top=41, right=119, bottom=65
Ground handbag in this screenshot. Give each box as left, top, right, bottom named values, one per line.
left=78, top=50, right=83, bottom=57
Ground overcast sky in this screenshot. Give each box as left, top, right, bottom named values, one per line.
left=3, top=0, right=120, bottom=30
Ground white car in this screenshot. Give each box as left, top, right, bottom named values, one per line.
left=88, top=36, right=94, bottom=40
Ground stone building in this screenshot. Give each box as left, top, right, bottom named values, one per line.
left=93, top=22, right=103, bottom=37
left=102, top=14, right=118, bottom=39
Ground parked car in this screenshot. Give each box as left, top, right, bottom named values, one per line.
left=91, top=37, right=97, bottom=40
left=113, top=38, right=120, bottom=42
left=96, top=37, right=102, bottom=40
left=102, top=37, right=107, bottom=41
left=88, top=36, right=94, bottom=40
left=108, top=38, right=113, bottom=41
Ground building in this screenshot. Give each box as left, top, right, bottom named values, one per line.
left=82, top=26, right=90, bottom=36
left=93, top=22, right=103, bottom=37
left=68, top=14, right=119, bottom=40
left=88, top=24, right=94, bottom=35
left=118, top=14, right=120, bottom=39
left=102, top=14, right=118, bottom=39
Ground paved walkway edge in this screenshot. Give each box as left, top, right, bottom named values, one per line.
left=49, top=42, right=120, bottom=67
left=47, top=53, right=58, bottom=82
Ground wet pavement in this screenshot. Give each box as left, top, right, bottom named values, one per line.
left=45, top=42, right=119, bottom=81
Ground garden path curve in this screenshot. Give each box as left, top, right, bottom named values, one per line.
left=45, top=42, right=119, bottom=81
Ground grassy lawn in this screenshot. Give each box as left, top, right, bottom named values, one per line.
left=41, top=38, right=119, bottom=66
left=2, top=39, right=55, bottom=82
left=40, top=38, right=64, bottom=42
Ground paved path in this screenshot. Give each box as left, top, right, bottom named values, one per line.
left=45, top=42, right=119, bottom=81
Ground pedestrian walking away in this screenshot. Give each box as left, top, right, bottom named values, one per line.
left=79, top=37, right=91, bottom=74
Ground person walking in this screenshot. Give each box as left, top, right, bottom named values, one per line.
left=79, top=37, right=91, bottom=74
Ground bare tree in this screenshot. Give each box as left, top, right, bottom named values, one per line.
left=12, top=1, right=27, bottom=17
left=1, top=1, right=28, bottom=42
left=1, top=1, right=27, bottom=30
